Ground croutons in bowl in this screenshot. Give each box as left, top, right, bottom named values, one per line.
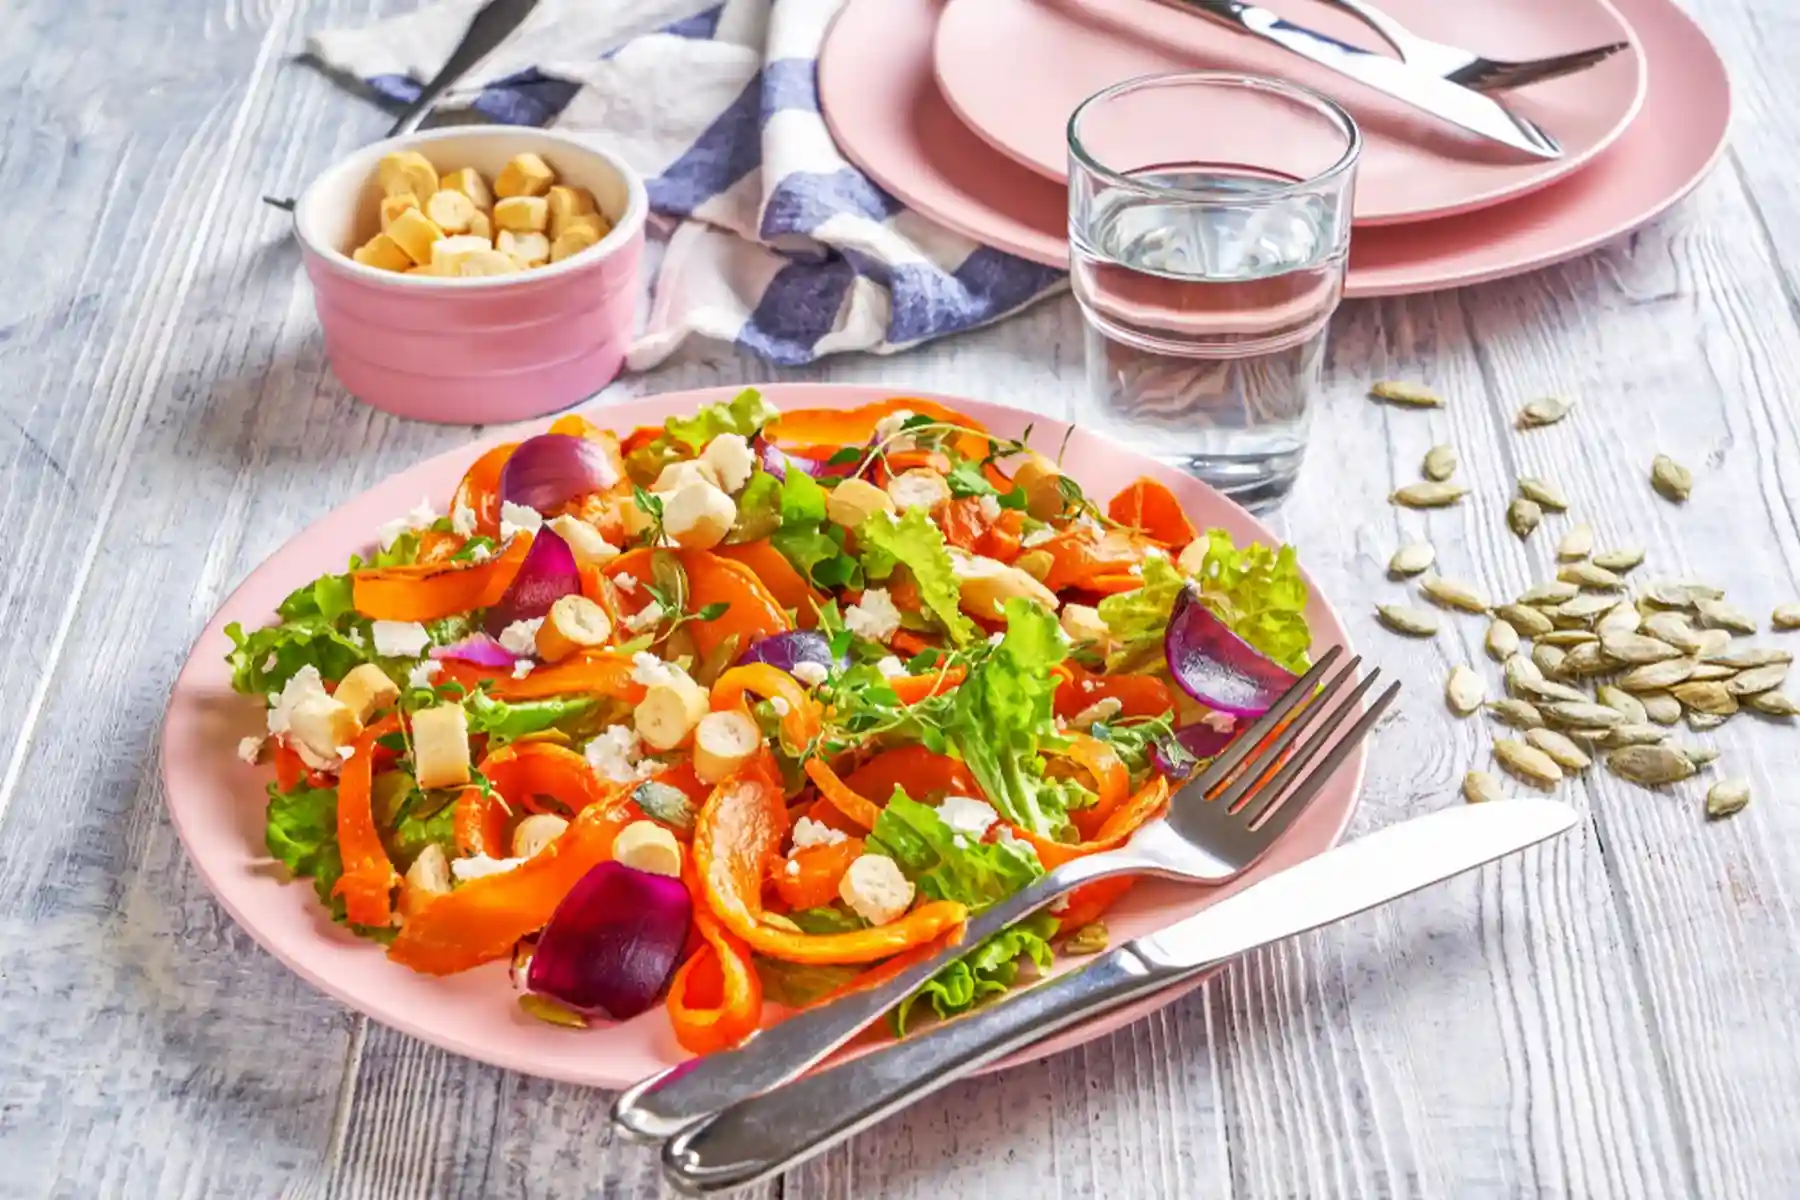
left=294, top=126, right=647, bottom=425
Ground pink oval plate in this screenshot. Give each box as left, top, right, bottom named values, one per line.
left=820, top=0, right=1728, bottom=297
left=933, top=0, right=1643, bottom=226
left=159, top=384, right=1366, bottom=1090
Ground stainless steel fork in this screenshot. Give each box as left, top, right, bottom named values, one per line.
left=611, top=643, right=1398, bottom=1142
left=1312, top=0, right=1631, bottom=92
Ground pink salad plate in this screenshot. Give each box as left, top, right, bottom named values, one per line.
left=819, top=0, right=1730, bottom=297
left=932, top=0, right=1644, bottom=226
left=159, top=384, right=1367, bottom=1091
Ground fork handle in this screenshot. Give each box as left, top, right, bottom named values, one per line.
left=610, top=851, right=1136, bottom=1142
left=661, top=943, right=1200, bottom=1194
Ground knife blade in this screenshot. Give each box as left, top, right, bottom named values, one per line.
left=660, top=799, right=1579, bottom=1194
left=1163, top=0, right=1562, bottom=160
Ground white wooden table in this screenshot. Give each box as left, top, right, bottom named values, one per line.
left=7, top=0, right=1800, bottom=1195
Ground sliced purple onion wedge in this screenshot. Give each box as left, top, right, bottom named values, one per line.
left=1163, top=582, right=1298, bottom=718
left=484, top=527, right=580, bottom=635
left=525, top=861, right=692, bottom=1020
left=500, top=433, right=622, bottom=514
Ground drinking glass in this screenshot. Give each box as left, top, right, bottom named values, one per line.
left=1068, top=72, right=1361, bottom=509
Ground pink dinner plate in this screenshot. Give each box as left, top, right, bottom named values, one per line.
left=160, top=384, right=1366, bottom=1090
left=819, top=0, right=1728, bottom=297
left=932, top=0, right=1644, bottom=226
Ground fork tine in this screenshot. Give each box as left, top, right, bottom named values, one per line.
left=1236, top=666, right=1383, bottom=826
left=1206, top=655, right=1364, bottom=812
left=1182, top=644, right=1344, bottom=799
left=1463, top=41, right=1628, bottom=91
left=1247, top=680, right=1401, bottom=842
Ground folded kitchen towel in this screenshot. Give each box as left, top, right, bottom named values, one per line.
left=309, top=0, right=1068, bottom=369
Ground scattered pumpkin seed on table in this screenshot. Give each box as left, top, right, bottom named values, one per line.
left=1517, top=477, right=1569, bottom=511
left=1520, top=580, right=1580, bottom=605
left=1688, top=711, right=1729, bottom=731
left=1747, top=690, right=1800, bottom=717
left=1643, top=580, right=1723, bottom=609
left=1543, top=701, right=1627, bottom=728
left=1420, top=574, right=1489, bottom=613
left=1422, top=444, right=1458, bottom=481
left=1729, top=662, right=1791, bottom=696
left=1596, top=603, right=1641, bottom=636
left=1446, top=666, right=1486, bottom=715
left=1606, top=723, right=1668, bottom=748
left=1552, top=594, right=1617, bottom=624
left=1695, top=597, right=1756, bottom=634
left=1690, top=628, right=1735, bottom=657
left=1488, top=698, right=1545, bottom=729
left=1683, top=745, right=1721, bottom=767
left=1527, top=728, right=1592, bottom=771
left=1643, top=611, right=1696, bottom=646
left=1706, top=647, right=1792, bottom=669
left=1497, top=603, right=1555, bottom=637
left=1772, top=604, right=1800, bottom=631
left=1557, top=523, right=1594, bottom=560
left=1378, top=604, right=1440, bottom=636
left=1672, top=680, right=1738, bottom=715
left=1599, top=631, right=1683, bottom=665
left=1705, top=779, right=1750, bottom=820
left=1517, top=396, right=1573, bottom=428
left=1638, top=691, right=1683, bottom=724
left=1650, top=454, right=1693, bottom=502
left=1507, top=497, right=1543, bottom=539
left=1392, top=481, right=1470, bottom=508
left=1504, top=654, right=1545, bottom=693
left=1607, top=744, right=1697, bottom=786
left=1597, top=685, right=1648, bottom=723
left=1559, top=643, right=1612, bottom=677
left=1463, top=770, right=1506, bottom=805
left=1532, top=643, right=1568, bottom=676
left=1592, top=547, right=1645, bottom=573
left=1495, top=739, right=1564, bottom=787
left=1486, top=619, right=1521, bottom=660
left=1558, top=561, right=1624, bottom=591
left=1538, top=630, right=1598, bottom=647
left=1389, top=541, right=1436, bottom=576
left=1370, top=380, right=1443, bottom=407
left=1620, top=657, right=1698, bottom=692
left=1687, top=663, right=1736, bottom=682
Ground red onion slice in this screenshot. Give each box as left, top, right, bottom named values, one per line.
left=1163, top=582, right=1298, bottom=717
left=735, top=630, right=847, bottom=674
left=484, top=528, right=581, bottom=635
left=430, top=633, right=519, bottom=668
left=525, top=861, right=692, bottom=1020
left=753, top=436, right=859, bottom=483
left=500, top=434, right=622, bottom=514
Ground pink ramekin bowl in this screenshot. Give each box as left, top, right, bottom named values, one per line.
left=294, top=126, right=648, bottom=425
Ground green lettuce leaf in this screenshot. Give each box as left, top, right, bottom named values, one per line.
left=893, top=913, right=1057, bottom=1034
left=465, top=690, right=597, bottom=747
left=856, top=509, right=976, bottom=646
left=753, top=956, right=866, bottom=1009
left=1095, top=556, right=1186, bottom=671
left=727, top=470, right=784, bottom=543
left=788, top=906, right=869, bottom=934
left=623, top=388, right=778, bottom=483
left=867, top=788, right=1043, bottom=907
left=769, top=470, right=862, bottom=589
left=266, top=781, right=340, bottom=882
left=226, top=573, right=367, bottom=696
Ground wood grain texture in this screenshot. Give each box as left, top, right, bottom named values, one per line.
left=6, top=0, right=1800, bottom=1196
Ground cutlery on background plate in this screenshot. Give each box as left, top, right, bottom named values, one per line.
left=262, top=0, right=541, bottom=212
left=612, top=644, right=1398, bottom=1142
left=1313, top=0, right=1630, bottom=92
left=660, top=796, right=1580, bottom=1193
left=1150, top=0, right=1565, bottom=158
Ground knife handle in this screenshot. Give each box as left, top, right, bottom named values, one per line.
left=387, top=0, right=541, bottom=137
left=661, top=946, right=1197, bottom=1194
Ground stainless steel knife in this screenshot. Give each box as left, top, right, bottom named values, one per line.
left=1159, top=0, right=1563, bottom=159
left=658, top=798, right=1579, bottom=1194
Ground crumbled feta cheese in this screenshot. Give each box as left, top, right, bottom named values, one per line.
left=584, top=725, right=656, bottom=783
left=408, top=660, right=442, bottom=689
left=450, top=854, right=526, bottom=883
left=1021, top=526, right=1057, bottom=548
left=875, top=655, right=906, bottom=679
left=700, top=433, right=755, bottom=493
left=792, top=816, right=848, bottom=848
left=988, top=632, right=1005, bottom=646
left=977, top=494, right=1002, bottom=522
left=236, top=736, right=264, bottom=765
left=844, top=588, right=902, bottom=643
left=839, top=854, right=915, bottom=925
left=337, top=745, right=356, bottom=760
left=1143, top=546, right=1167, bottom=560
left=631, top=651, right=682, bottom=688
left=499, top=500, right=544, bottom=541
left=267, top=665, right=327, bottom=737
left=873, top=409, right=919, bottom=452
left=468, top=544, right=492, bottom=563
left=623, top=599, right=665, bottom=633
left=512, top=659, right=535, bottom=679
left=545, top=514, right=620, bottom=566
left=1072, top=696, right=1124, bottom=727
left=498, top=618, right=543, bottom=658
left=937, top=795, right=998, bottom=839
left=371, top=619, right=431, bottom=658
left=769, top=696, right=791, bottom=717
left=1201, top=709, right=1236, bottom=735
left=376, top=497, right=438, bottom=551
left=450, top=502, right=478, bottom=537
left=1128, top=563, right=1143, bottom=577
left=791, top=661, right=830, bottom=687
left=613, top=572, right=639, bottom=594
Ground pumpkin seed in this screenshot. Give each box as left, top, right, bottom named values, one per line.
left=1690, top=629, right=1734, bottom=657
left=1389, top=541, right=1436, bottom=576
left=1746, top=690, right=1799, bottom=717
left=1728, top=662, right=1790, bottom=696
left=1643, top=611, right=1697, bottom=647
left=1596, top=603, right=1641, bottom=636
left=1519, top=581, right=1581, bottom=605
left=1599, top=631, right=1682, bottom=665
left=1650, top=454, right=1692, bottom=502
left=1496, top=603, right=1555, bottom=637
left=1420, top=574, right=1490, bottom=613
left=1681, top=745, right=1721, bottom=767
left=1638, top=691, right=1682, bottom=725
left=1518, top=396, right=1573, bottom=428
left=1606, top=744, right=1696, bottom=786
left=1519, top=678, right=1591, bottom=705
left=1532, top=643, right=1567, bottom=677
left=1620, top=658, right=1698, bottom=692
left=1494, top=738, right=1564, bottom=788
left=1488, top=698, right=1545, bottom=729
left=518, top=994, right=589, bottom=1029
left=1597, top=686, right=1648, bottom=724
left=1705, top=778, right=1750, bottom=820
left=1446, top=666, right=1485, bottom=715
left=1696, top=597, right=1756, bottom=634
left=1422, top=444, right=1458, bottom=481
left=1063, top=922, right=1110, bottom=955
left=1671, top=680, right=1738, bottom=715
left=1486, top=619, right=1521, bottom=661
left=1556, top=523, right=1594, bottom=561
left=1516, top=477, right=1569, bottom=511
left=1543, top=701, right=1627, bottom=728
left=1771, top=604, right=1800, bottom=631
left=1552, top=594, right=1617, bottom=624
left=1507, top=497, right=1543, bottom=539
left=1705, top=647, right=1792, bottom=669
left=1559, top=642, right=1612, bottom=677
left=1527, top=728, right=1592, bottom=771
left=1687, top=663, right=1736, bottom=682
left=1014, top=550, right=1054, bottom=581
left=1591, top=547, right=1646, bottom=572
left=1392, top=481, right=1470, bottom=508
left=1538, top=630, right=1599, bottom=647
left=1558, top=561, right=1624, bottom=591
left=1377, top=604, right=1440, bottom=637
left=1643, top=580, right=1724, bottom=609
left=1370, top=380, right=1443, bottom=407
left=1687, top=711, right=1729, bottom=731
left=1463, top=770, right=1506, bottom=805
left=1607, top=723, right=1668, bottom=748
left=1504, top=654, right=1545, bottom=694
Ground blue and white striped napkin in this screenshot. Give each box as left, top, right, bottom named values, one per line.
left=309, top=0, right=1068, bottom=369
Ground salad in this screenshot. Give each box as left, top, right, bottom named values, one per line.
left=226, top=390, right=1312, bottom=1051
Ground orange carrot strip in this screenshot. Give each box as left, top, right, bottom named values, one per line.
left=352, top=535, right=531, bottom=622
left=333, top=715, right=402, bottom=927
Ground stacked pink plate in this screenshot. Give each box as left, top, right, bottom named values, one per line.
left=817, top=0, right=1729, bottom=296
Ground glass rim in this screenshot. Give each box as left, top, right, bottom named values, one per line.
left=1066, top=71, right=1362, bottom=203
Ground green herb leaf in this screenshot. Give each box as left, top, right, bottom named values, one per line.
left=465, top=691, right=597, bottom=747
left=622, top=387, right=778, bottom=484
left=856, top=508, right=975, bottom=646
left=867, top=788, right=1044, bottom=907
left=893, top=913, right=1056, bottom=1034
left=695, top=601, right=731, bottom=622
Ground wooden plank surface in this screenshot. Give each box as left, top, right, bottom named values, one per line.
left=4, top=0, right=1800, bottom=1196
